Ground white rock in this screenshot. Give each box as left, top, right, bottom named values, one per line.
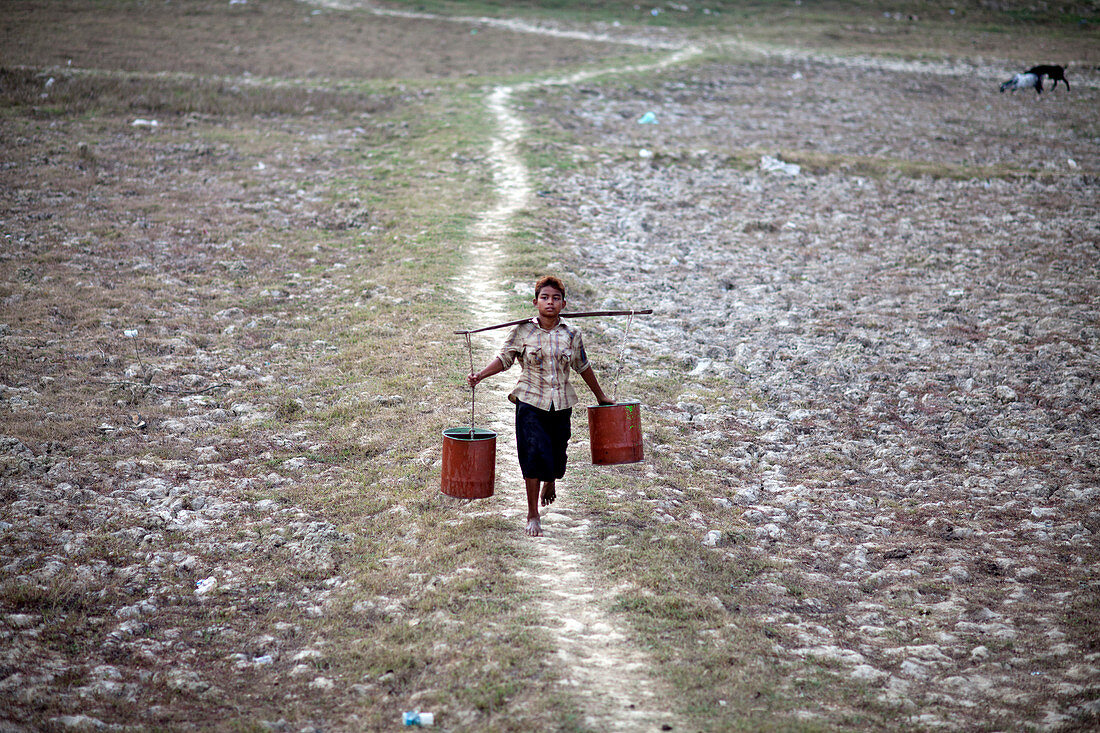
left=1015, top=566, right=1041, bottom=581
left=947, top=565, right=971, bottom=582
left=733, top=486, right=760, bottom=505
left=291, top=649, right=323, bottom=662
left=794, top=645, right=865, bottom=665
left=850, top=664, right=889, bottom=683
left=50, top=715, right=106, bottom=731
left=899, top=659, right=932, bottom=679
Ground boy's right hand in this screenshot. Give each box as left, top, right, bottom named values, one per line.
left=466, top=372, right=479, bottom=389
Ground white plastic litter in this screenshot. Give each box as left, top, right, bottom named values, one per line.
left=759, top=155, right=800, bottom=176
left=195, top=576, right=218, bottom=595
left=131, top=119, right=159, bottom=128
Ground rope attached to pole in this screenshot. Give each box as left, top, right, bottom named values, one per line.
left=609, top=310, right=635, bottom=403
left=465, top=332, right=476, bottom=438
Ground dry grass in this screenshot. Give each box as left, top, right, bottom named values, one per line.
left=2, top=1, right=1098, bottom=731
left=403, top=0, right=1100, bottom=62
left=0, top=10, right=571, bottom=723
left=0, top=0, right=629, bottom=80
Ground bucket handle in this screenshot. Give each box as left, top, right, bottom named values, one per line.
left=609, top=310, right=635, bottom=403
left=465, top=332, right=476, bottom=438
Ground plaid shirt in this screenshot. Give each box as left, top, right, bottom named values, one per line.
left=498, top=318, right=590, bottom=411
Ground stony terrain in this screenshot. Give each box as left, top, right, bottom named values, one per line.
left=536, top=53, right=1100, bottom=730
left=1, top=1, right=1099, bottom=731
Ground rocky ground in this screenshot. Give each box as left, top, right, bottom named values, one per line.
left=2, top=1, right=1099, bottom=731
left=536, top=53, right=1100, bottom=730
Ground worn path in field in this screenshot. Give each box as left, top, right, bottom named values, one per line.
left=456, top=32, right=700, bottom=733
left=307, top=3, right=695, bottom=726
left=313, top=1, right=699, bottom=728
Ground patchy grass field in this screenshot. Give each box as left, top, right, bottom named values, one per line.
left=2, top=1, right=1098, bottom=731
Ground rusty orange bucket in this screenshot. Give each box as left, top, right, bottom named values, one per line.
left=588, top=402, right=644, bottom=465
left=441, top=428, right=496, bottom=498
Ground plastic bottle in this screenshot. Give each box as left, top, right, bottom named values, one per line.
left=402, top=711, right=434, bottom=727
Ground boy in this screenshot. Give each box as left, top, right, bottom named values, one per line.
left=467, top=276, right=612, bottom=536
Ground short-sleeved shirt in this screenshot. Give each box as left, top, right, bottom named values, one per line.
left=497, top=318, right=590, bottom=411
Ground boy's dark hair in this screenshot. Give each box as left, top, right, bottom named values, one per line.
left=534, top=275, right=566, bottom=299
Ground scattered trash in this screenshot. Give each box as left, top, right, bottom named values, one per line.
left=651, top=8, right=661, bottom=16
left=403, top=711, right=434, bottom=726
left=129, top=414, right=147, bottom=430
left=252, top=655, right=274, bottom=665
left=98, top=423, right=116, bottom=434
left=131, top=119, right=159, bottom=128
left=123, top=329, right=138, bottom=338
left=638, top=148, right=654, bottom=159
left=759, top=155, right=800, bottom=177
left=44, top=77, right=55, bottom=88
left=637, top=111, right=658, bottom=124
left=195, top=576, right=218, bottom=595
left=791, top=71, right=803, bottom=80
left=1067, top=158, right=1078, bottom=168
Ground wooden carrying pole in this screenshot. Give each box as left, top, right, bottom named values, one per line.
left=454, top=309, right=652, bottom=335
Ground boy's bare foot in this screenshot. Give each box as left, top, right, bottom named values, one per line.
left=525, top=518, right=542, bottom=536
left=539, top=481, right=556, bottom=507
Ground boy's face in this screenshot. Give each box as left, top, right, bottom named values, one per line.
left=534, top=286, right=565, bottom=321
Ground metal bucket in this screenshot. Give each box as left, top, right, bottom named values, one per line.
left=588, top=402, right=643, bottom=465
left=440, top=428, right=496, bottom=498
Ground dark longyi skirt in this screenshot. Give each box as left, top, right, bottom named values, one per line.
left=515, top=400, right=572, bottom=481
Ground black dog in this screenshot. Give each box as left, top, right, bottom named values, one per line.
left=1025, top=64, right=1070, bottom=91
